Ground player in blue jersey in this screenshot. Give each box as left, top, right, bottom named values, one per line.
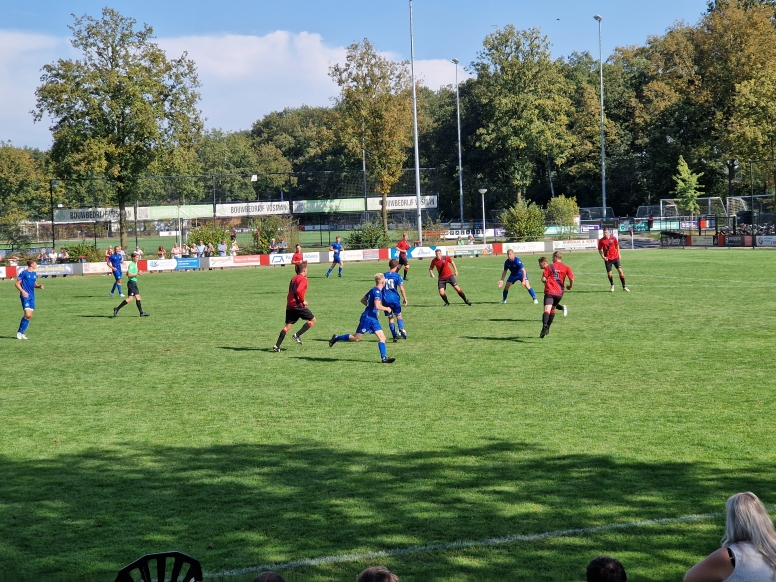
left=15, top=259, right=44, bottom=340
left=329, top=273, right=395, bottom=363
left=497, top=249, right=538, bottom=304
left=383, top=259, right=408, bottom=342
left=107, top=245, right=125, bottom=296
left=325, top=236, right=344, bottom=278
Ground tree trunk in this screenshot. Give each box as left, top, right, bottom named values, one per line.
left=119, top=198, right=128, bottom=250
left=382, top=191, right=388, bottom=232
left=727, top=160, right=736, bottom=200
left=516, top=188, right=522, bottom=206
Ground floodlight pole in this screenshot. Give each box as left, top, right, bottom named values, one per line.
left=479, top=188, right=488, bottom=245
left=594, top=14, right=607, bottom=222
left=453, top=58, right=465, bottom=225
left=409, top=0, right=423, bottom=244
left=49, top=179, right=60, bottom=251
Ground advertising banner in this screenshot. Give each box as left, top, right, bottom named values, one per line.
left=449, top=245, right=492, bottom=256
left=366, top=196, right=438, bottom=211
left=503, top=242, right=545, bottom=254
left=174, top=258, right=200, bottom=270
left=725, top=235, right=744, bottom=247
left=268, top=253, right=292, bottom=266
left=293, top=199, right=365, bottom=214
left=137, top=205, right=212, bottom=220
left=0, top=267, right=6, bottom=278
left=34, top=264, right=74, bottom=276
left=756, top=235, right=776, bottom=246
left=208, top=256, right=235, bottom=268
left=689, top=235, right=716, bottom=246
left=443, top=228, right=505, bottom=239
left=83, top=262, right=113, bottom=274
left=147, top=259, right=178, bottom=271
left=553, top=239, right=598, bottom=250
left=331, top=250, right=366, bottom=262
left=54, top=207, right=129, bottom=223
left=230, top=255, right=261, bottom=266
left=216, top=202, right=290, bottom=217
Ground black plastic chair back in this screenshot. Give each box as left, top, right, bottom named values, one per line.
left=115, top=551, right=203, bottom=582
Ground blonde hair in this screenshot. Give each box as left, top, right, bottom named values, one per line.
left=374, top=273, right=385, bottom=284
left=722, top=492, right=776, bottom=569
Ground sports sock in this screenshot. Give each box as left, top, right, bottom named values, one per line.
left=378, top=342, right=387, bottom=359
left=441, top=295, right=450, bottom=305
left=296, top=322, right=312, bottom=337
left=135, top=300, right=143, bottom=313
left=404, top=268, right=409, bottom=278
left=528, top=287, right=537, bottom=300
left=338, top=266, right=343, bottom=275
left=502, top=289, right=509, bottom=301
left=608, top=274, right=614, bottom=285
left=620, top=275, right=626, bottom=287
left=19, top=317, right=30, bottom=333
left=457, top=290, right=469, bottom=303
left=117, top=285, right=123, bottom=295
left=548, top=313, right=556, bottom=328
left=111, top=282, right=117, bottom=293
left=389, top=322, right=397, bottom=337
left=116, top=299, right=128, bottom=311
left=275, top=330, right=287, bottom=347
left=326, top=268, right=333, bottom=276
left=542, top=312, right=549, bottom=326
left=335, top=334, right=350, bottom=342
left=397, top=318, right=404, bottom=330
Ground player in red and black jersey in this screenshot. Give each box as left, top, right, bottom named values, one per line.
left=273, top=263, right=316, bottom=351
left=538, top=252, right=573, bottom=338
left=291, top=244, right=305, bottom=267
left=597, top=228, right=629, bottom=292
left=396, top=233, right=411, bottom=279
left=429, top=248, right=471, bottom=306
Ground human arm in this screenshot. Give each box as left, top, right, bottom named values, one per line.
left=450, top=258, right=459, bottom=276
left=683, top=548, right=734, bottom=582
left=374, top=298, right=391, bottom=314
left=15, top=278, right=26, bottom=297
left=520, top=268, right=530, bottom=287
left=498, top=269, right=508, bottom=287
left=399, top=284, right=408, bottom=306
left=565, top=271, right=573, bottom=291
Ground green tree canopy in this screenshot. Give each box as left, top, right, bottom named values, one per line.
left=33, top=8, right=203, bottom=248
left=500, top=200, right=545, bottom=241
left=546, top=195, right=579, bottom=237
left=672, top=155, right=704, bottom=215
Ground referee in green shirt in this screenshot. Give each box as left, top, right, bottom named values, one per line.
left=113, top=252, right=150, bottom=317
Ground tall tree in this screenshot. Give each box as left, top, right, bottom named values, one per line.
left=33, top=8, right=203, bottom=248
left=471, top=26, right=574, bottom=204
left=329, top=39, right=414, bottom=230
left=672, top=155, right=704, bottom=216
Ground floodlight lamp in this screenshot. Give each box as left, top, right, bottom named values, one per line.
left=250, top=175, right=258, bottom=182
left=478, top=188, right=488, bottom=195
left=452, top=58, right=459, bottom=65
left=594, top=14, right=602, bottom=21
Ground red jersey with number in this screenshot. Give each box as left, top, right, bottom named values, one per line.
left=598, top=236, right=620, bottom=260
left=397, top=240, right=411, bottom=257
left=430, top=256, right=455, bottom=279
left=291, top=252, right=304, bottom=264
left=543, top=263, right=573, bottom=296
left=286, top=274, right=308, bottom=308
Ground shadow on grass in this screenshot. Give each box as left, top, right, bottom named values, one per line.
left=1, top=440, right=773, bottom=581
left=463, top=335, right=529, bottom=342
left=78, top=314, right=115, bottom=318
left=487, top=318, right=536, bottom=323
left=218, top=346, right=265, bottom=352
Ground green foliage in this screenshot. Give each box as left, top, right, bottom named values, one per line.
left=250, top=215, right=300, bottom=253
left=346, top=222, right=391, bottom=249
left=63, top=241, right=102, bottom=262
left=672, top=156, right=704, bottom=215
left=0, top=208, right=33, bottom=252
left=187, top=222, right=231, bottom=250
left=500, top=200, right=546, bottom=241
left=546, top=195, right=579, bottom=237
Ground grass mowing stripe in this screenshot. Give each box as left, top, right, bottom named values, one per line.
left=210, top=508, right=776, bottom=577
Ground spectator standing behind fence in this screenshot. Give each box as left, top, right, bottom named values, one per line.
left=206, top=242, right=214, bottom=257
left=38, top=249, right=47, bottom=265
left=230, top=227, right=237, bottom=242
left=172, top=243, right=182, bottom=259
left=59, top=248, right=69, bottom=263
left=269, top=238, right=278, bottom=253
left=357, top=566, right=399, bottom=582
left=134, top=246, right=144, bottom=259
left=182, top=243, right=190, bottom=257
left=217, top=240, right=227, bottom=257
left=278, top=237, right=287, bottom=253
left=196, top=240, right=205, bottom=257
left=231, top=241, right=239, bottom=256
left=157, top=246, right=166, bottom=259
left=684, top=492, right=776, bottom=582
left=587, top=556, right=627, bottom=582
left=467, top=234, right=475, bottom=245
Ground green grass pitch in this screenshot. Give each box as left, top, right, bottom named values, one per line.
left=1, top=249, right=775, bottom=581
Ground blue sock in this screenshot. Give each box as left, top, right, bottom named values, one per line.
left=397, top=319, right=404, bottom=330
left=378, top=342, right=387, bottom=359
left=528, top=287, right=537, bottom=300
left=117, top=285, right=123, bottom=295
left=326, top=268, right=332, bottom=276
left=111, top=282, right=117, bottom=293
left=335, top=334, right=350, bottom=342
left=19, top=317, right=30, bottom=333
left=389, top=322, right=396, bottom=337
left=502, top=289, right=508, bottom=300
left=338, top=267, right=343, bottom=275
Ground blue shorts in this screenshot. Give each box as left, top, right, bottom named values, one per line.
left=333, top=254, right=342, bottom=264
left=21, top=296, right=35, bottom=311
left=356, top=314, right=382, bottom=335
left=507, top=273, right=525, bottom=284
left=382, top=300, right=402, bottom=317
left=113, top=270, right=122, bottom=281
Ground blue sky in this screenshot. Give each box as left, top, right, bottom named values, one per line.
left=1, top=0, right=709, bottom=150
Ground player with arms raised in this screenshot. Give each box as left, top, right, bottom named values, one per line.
left=498, top=249, right=538, bottom=304
left=15, top=260, right=44, bottom=340
left=383, top=259, right=408, bottom=341
left=598, top=228, right=629, bottom=292
left=395, top=233, right=411, bottom=280
left=325, top=236, right=344, bottom=278
left=273, top=263, right=316, bottom=352
left=329, top=273, right=395, bottom=363
left=429, top=248, right=471, bottom=306
left=538, top=251, right=573, bottom=338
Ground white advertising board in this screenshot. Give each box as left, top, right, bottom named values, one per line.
left=503, top=242, right=545, bottom=254
left=147, top=259, right=178, bottom=271
left=756, top=235, right=776, bottom=246
left=366, top=196, right=437, bottom=211
left=553, top=239, right=598, bottom=250
left=82, top=262, right=113, bottom=274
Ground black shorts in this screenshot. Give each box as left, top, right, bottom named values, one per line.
left=605, top=258, right=622, bottom=271
left=285, top=307, right=315, bottom=325
left=543, top=293, right=563, bottom=307
left=127, top=280, right=140, bottom=296
left=398, top=255, right=409, bottom=267
left=438, top=275, right=458, bottom=289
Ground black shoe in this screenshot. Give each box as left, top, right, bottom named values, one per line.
left=113, top=307, right=119, bottom=318
left=443, top=303, right=450, bottom=307
left=540, top=325, right=549, bottom=338
left=272, top=345, right=281, bottom=352
left=465, top=300, right=472, bottom=306
left=392, top=336, right=398, bottom=343
left=329, top=334, right=337, bottom=347
left=338, top=273, right=342, bottom=277
left=292, top=333, right=302, bottom=345
left=381, top=357, right=396, bottom=364
left=140, top=312, right=150, bottom=317
left=400, top=329, right=407, bottom=340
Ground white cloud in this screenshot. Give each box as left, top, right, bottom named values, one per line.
left=0, top=29, right=473, bottom=150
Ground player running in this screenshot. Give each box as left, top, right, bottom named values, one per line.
left=107, top=245, right=125, bottom=297
left=383, top=259, right=408, bottom=342
left=15, top=259, right=44, bottom=340
left=538, top=252, right=573, bottom=338
left=429, top=248, right=471, bottom=306
left=598, top=228, right=630, bottom=292
left=498, top=249, right=538, bottom=304
left=274, top=263, right=316, bottom=352
left=329, top=273, right=396, bottom=363
left=395, top=233, right=411, bottom=280
left=325, top=236, right=344, bottom=278
left=112, top=252, right=150, bottom=317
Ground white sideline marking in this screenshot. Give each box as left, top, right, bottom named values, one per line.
left=206, top=509, right=760, bottom=578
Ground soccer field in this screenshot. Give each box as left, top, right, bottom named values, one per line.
left=2, top=249, right=775, bottom=581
